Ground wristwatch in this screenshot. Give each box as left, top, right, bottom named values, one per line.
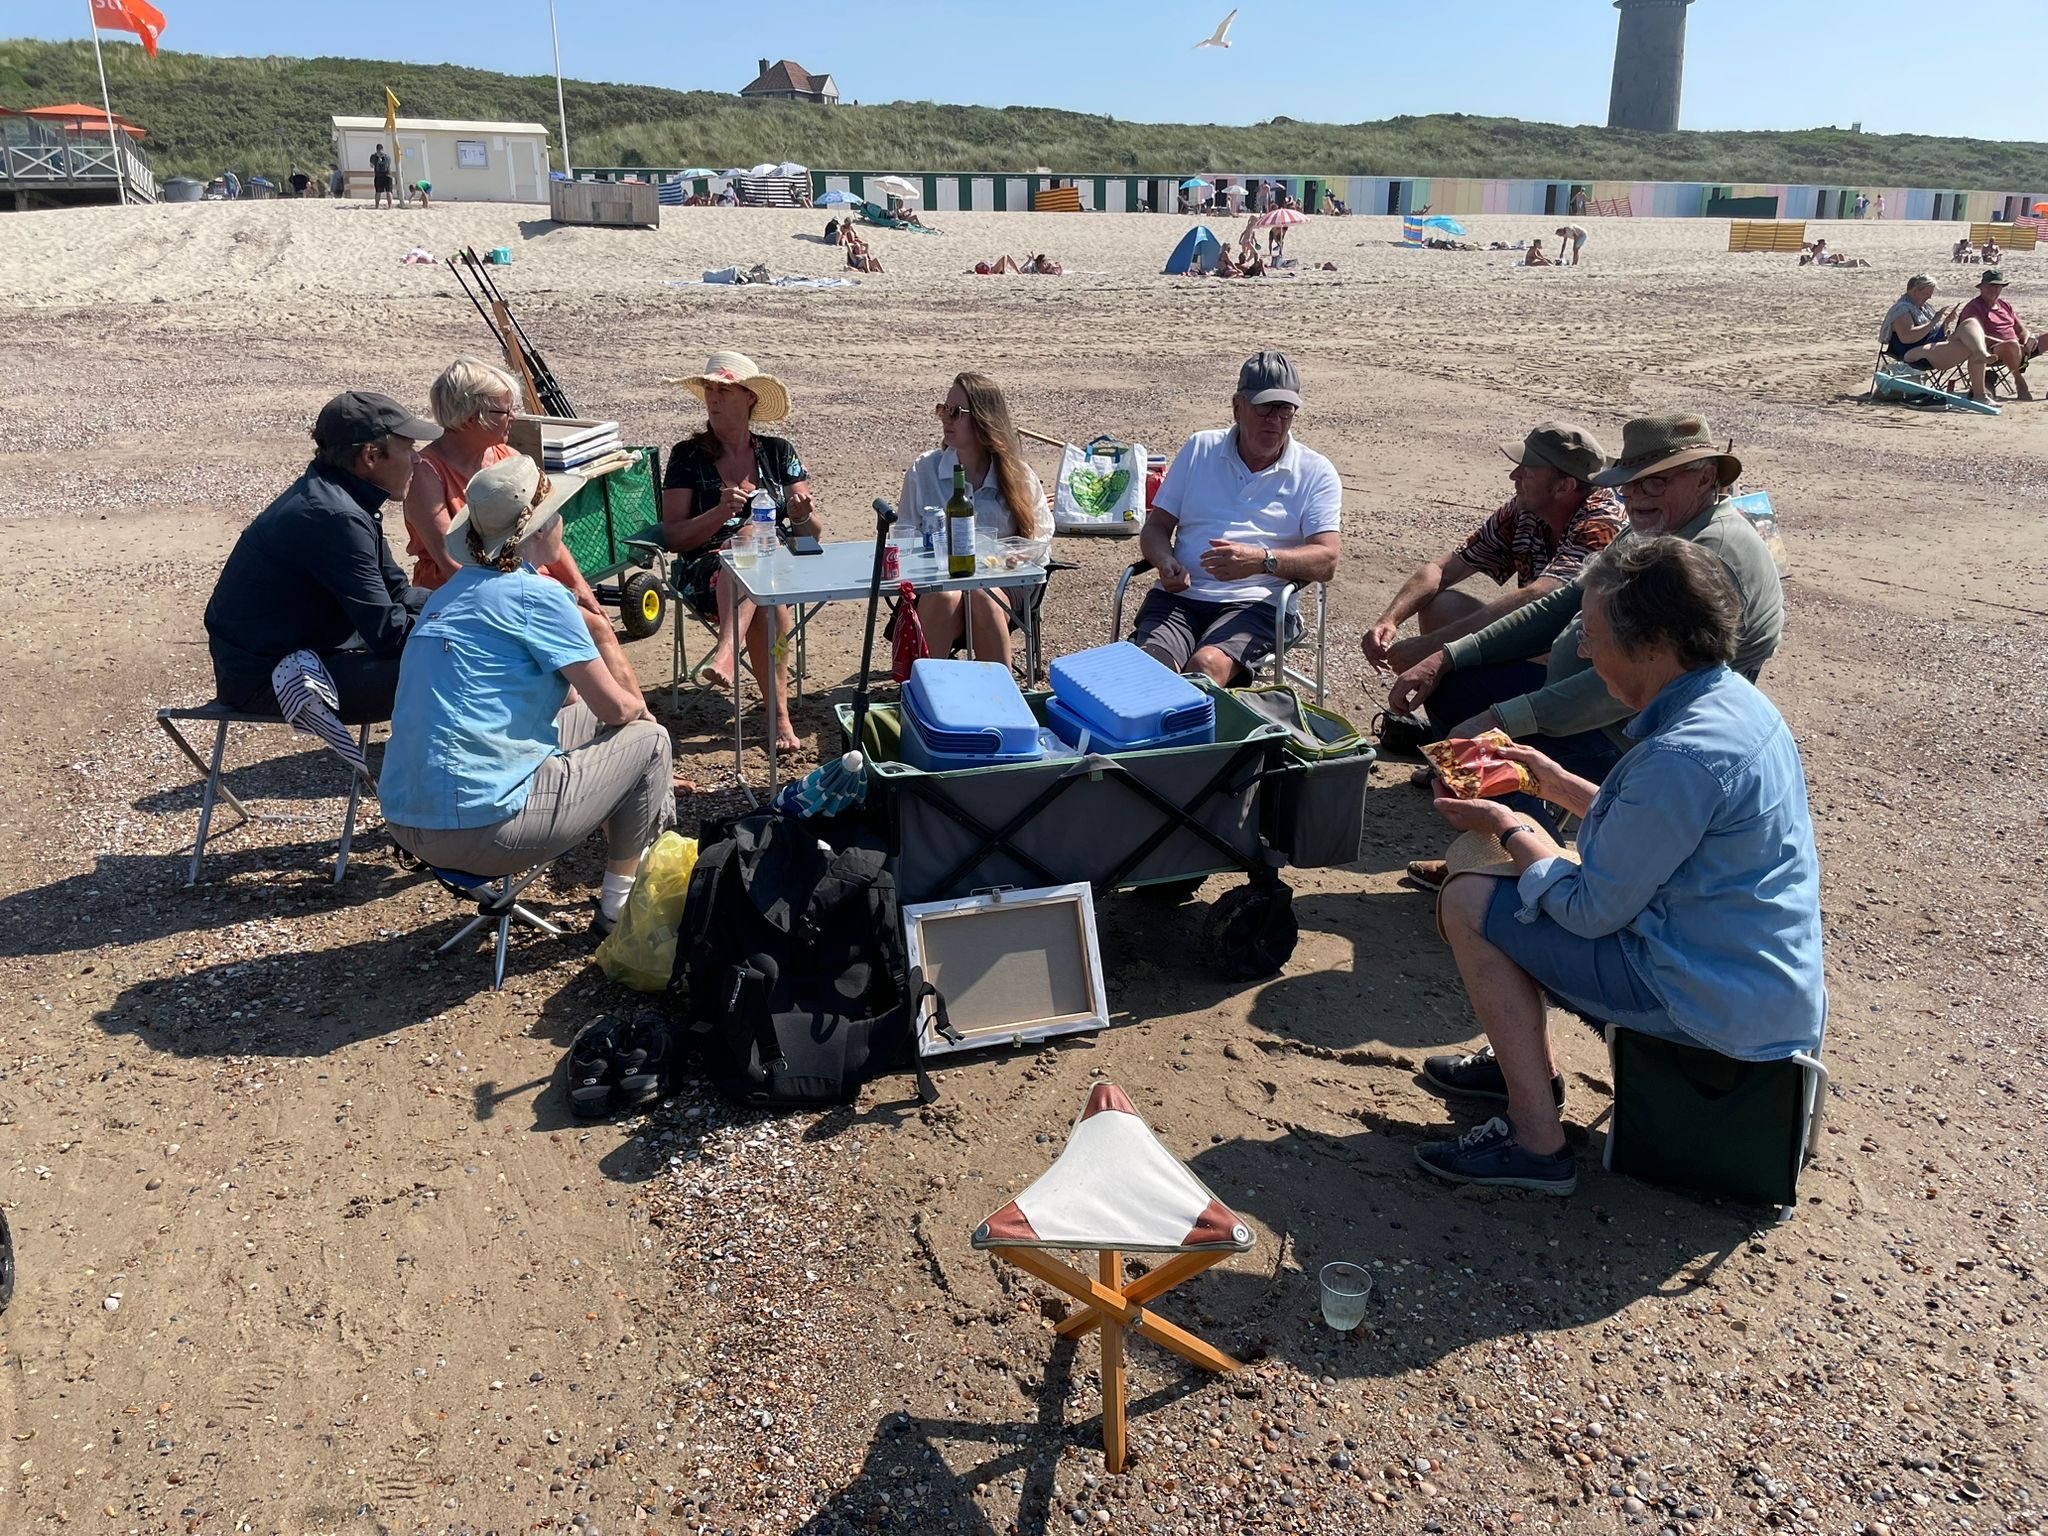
left=1261, top=551, right=1278, bottom=576
left=1500, top=822, right=1536, bottom=848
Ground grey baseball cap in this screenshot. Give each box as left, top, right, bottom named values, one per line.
left=1236, top=350, right=1302, bottom=407
left=1499, top=422, right=1608, bottom=484
left=311, top=390, right=441, bottom=453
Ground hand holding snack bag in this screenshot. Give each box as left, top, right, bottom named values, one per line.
left=1422, top=728, right=1540, bottom=800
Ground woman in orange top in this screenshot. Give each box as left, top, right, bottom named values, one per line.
left=403, top=358, right=637, bottom=691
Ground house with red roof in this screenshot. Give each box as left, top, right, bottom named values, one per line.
left=739, top=59, right=840, bottom=106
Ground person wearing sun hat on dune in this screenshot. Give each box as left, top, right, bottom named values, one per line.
left=379, top=454, right=675, bottom=938
left=655, top=350, right=820, bottom=753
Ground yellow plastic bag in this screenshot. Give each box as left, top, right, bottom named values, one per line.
left=594, top=833, right=699, bottom=992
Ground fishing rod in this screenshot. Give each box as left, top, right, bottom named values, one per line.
left=460, top=247, right=576, bottom=416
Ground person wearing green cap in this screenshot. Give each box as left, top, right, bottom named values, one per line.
left=1957, top=270, right=2046, bottom=401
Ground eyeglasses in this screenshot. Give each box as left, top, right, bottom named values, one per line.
left=934, top=402, right=972, bottom=422
left=479, top=404, right=515, bottom=421
left=1249, top=401, right=1297, bottom=420
left=1628, top=466, right=1701, bottom=495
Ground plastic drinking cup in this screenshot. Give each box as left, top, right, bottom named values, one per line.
left=1319, top=1262, right=1372, bottom=1331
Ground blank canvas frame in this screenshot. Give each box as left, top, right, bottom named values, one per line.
left=903, top=883, right=1109, bottom=1056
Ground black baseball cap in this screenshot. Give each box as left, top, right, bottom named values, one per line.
left=311, top=390, right=441, bottom=453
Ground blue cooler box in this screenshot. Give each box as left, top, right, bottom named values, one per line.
left=899, top=659, right=1045, bottom=771
left=1043, top=694, right=1214, bottom=753
left=1049, top=642, right=1215, bottom=747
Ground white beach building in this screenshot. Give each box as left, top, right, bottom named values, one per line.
left=330, top=115, right=551, bottom=203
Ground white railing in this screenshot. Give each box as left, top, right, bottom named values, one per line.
left=0, top=123, right=158, bottom=201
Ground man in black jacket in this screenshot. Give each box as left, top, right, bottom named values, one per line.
left=204, top=390, right=440, bottom=723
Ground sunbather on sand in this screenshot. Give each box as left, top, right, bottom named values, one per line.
left=1024, top=253, right=1064, bottom=275
left=844, top=230, right=883, bottom=274
left=1524, top=240, right=1552, bottom=267
left=972, top=255, right=1024, bottom=275
left=1213, top=246, right=1239, bottom=278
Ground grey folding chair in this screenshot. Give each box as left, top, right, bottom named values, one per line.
left=1109, top=559, right=1329, bottom=705
left=155, top=703, right=375, bottom=886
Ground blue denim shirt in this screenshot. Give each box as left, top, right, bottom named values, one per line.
left=1516, top=665, right=1826, bottom=1060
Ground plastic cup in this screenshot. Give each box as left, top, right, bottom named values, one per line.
left=1319, top=1262, right=1373, bottom=1331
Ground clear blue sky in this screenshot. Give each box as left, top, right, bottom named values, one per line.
left=23, top=0, right=2047, bottom=141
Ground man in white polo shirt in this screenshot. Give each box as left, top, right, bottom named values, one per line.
left=1131, top=351, right=1342, bottom=685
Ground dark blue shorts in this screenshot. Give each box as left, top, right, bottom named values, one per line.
left=1480, top=878, right=1688, bottom=1043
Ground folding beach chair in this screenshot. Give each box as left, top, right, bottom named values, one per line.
left=155, top=702, right=375, bottom=886
left=1871, top=350, right=2003, bottom=416
left=974, top=1082, right=1256, bottom=1472
left=1111, top=560, right=1329, bottom=705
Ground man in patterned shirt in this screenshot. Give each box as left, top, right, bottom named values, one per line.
left=1361, top=422, right=1622, bottom=678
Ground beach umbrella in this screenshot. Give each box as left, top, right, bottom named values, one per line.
left=1420, top=214, right=1467, bottom=235
left=1252, top=207, right=1308, bottom=228
left=872, top=175, right=920, bottom=200
left=719, top=168, right=748, bottom=179
left=1179, top=177, right=1211, bottom=191
left=748, top=162, right=777, bottom=176
left=773, top=750, right=869, bottom=818
left=819, top=189, right=864, bottom=206
left=2036, top=202, right=2048, bottom=215
left=775, top=161, right=808, bottom=177
left=678, top=167, right=715, bottom=178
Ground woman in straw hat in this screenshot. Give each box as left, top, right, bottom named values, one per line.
left=657, top=351, right=818, bottom=752
left=1413, top=537, right=1823, bottom=1196
left=381, top=455, right=674, bottom=937
left=404, top=357, right=637, bottom=693
left=897, top=372, right=1046, bottom=666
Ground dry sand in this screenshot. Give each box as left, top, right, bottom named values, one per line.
left=0, top=198, right=2044, bottom=1536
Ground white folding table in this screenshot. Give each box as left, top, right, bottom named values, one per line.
left=720, top=538, right=1048, bottom=791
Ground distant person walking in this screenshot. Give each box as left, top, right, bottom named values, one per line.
left=1875, top=193, right=1886, bottom=219
left=1855, top=193, right=1869, bottom=219
left=371, top=142, right=394, bottom=209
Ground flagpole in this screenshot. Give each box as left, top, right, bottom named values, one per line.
left=548, top=0, right=573, bottom=177
left=84, top=0, right=129, bottom=206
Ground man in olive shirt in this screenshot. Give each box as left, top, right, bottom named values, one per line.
left=1389, top=413, right=1784, bottom=872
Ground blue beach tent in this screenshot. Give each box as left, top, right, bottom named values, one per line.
left=1164, top=224, right=1223, bottom=274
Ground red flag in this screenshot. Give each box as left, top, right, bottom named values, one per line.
left=92, top=0, right=166, bottom=58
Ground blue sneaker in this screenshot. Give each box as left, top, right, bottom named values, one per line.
left=1416, top=1116, right=1577, bottom=1195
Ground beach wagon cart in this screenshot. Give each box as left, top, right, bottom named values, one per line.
left=839, top=683, right=1372, bottom=979
left=554, top=446, right=671, bottom=639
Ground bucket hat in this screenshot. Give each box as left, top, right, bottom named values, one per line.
left=668, top=350, right=791, bottom=423
left=1590, top=412, right=1742, bottom=489
left=449, top=454, right=583, bottom=564
left=1498, top=422, right=1608, bottom=484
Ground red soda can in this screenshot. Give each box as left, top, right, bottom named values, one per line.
left=881, top=542, right=901, bottom=580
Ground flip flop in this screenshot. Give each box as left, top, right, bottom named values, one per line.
left=567, top=1016, right=626, bottom=1119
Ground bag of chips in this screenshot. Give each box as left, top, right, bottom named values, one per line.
left=1422, top=729, right=1538, bottom=800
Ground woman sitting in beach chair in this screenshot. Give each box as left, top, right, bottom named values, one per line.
left=656, top=351, right=820, bottom=752
left=1953, top=235, right=1977, bottom=264
left=897, top=373, right=1046, bottom=667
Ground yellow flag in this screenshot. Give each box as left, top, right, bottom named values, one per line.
left=383, top=87, right=400, bottom=161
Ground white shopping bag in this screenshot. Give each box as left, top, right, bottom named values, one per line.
left=1052, top=436, right=1147, bottom=535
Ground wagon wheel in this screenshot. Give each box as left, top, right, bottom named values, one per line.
left=1201, top=879, right=1298, bottom=980
left=619, top=570, right=667, bottom=639
left=1133, top=875, right=1206, bottom=904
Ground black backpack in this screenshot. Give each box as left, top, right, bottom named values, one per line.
left=671, top=810, right=949, bottom=1108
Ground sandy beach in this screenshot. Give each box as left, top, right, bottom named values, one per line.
left=0, top=197, right=2044, bottom=1536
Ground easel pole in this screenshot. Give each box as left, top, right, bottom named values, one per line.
left=84, top=1, right=128, bottom=207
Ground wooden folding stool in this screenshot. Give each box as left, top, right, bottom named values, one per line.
left=973, top=1082, right=1255, bottom=1472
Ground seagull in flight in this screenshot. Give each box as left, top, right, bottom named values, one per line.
left=1196, top=8, right=1238, bottom=49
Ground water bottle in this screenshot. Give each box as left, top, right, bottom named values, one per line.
left=745, top=487, right=774, bottom=565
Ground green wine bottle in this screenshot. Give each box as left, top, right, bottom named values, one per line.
left=945, top=466, right=976, bottom=578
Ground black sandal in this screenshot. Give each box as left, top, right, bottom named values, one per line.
left=567, top=1016, right=626, bottom=1119
left=610, top=1010, right=673, bottom=1113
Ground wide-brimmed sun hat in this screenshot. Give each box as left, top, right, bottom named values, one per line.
left=449, top=454, right=583, bottom=564
left=1591, top=412, right=1742, bottom=490
left=667, top=350, right=791, bottom=423
left=1432, top=830, right=1579, bottom=943
left=1979, top=269, right=2008, bottom=287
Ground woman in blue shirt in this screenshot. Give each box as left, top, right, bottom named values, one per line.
left=380, top=456, right=674, bottom=934
left=1417, top=536, right=1825, bottom=1195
